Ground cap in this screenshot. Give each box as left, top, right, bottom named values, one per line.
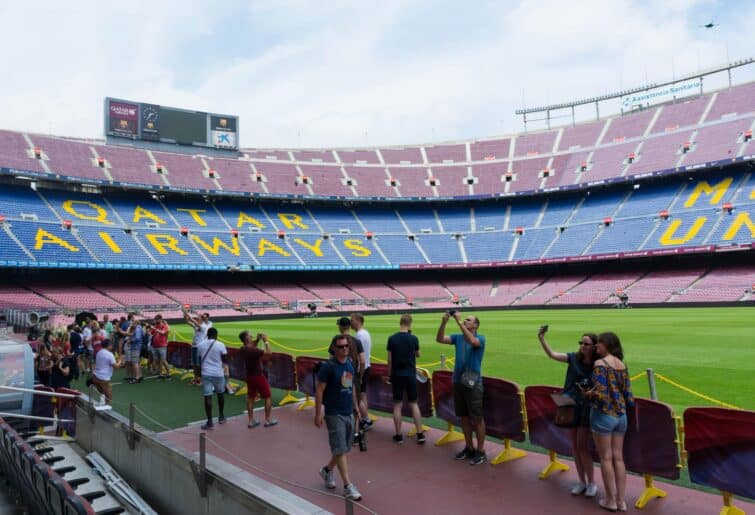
left=336, top=317, right=351, bottom=327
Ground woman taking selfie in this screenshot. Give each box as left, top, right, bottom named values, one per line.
left=581, top=332, right=635, bottom=512
left=537, top=325, right=598, bottom=497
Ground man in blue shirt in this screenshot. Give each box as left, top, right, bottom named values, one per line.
left=315, top=335, right=362, bottom=502
left=436, top=311, right=487, bottom=465
left=126, top=318, right=144, bottom=384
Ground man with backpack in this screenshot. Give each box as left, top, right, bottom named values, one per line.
left=315, top=334, right=362, bottom=502
left=197, top=327, right=228, bottom=430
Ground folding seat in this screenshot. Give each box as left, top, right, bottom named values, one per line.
left=32, top=462, right=53, bottom=509
left=48, top=475, right=75, bottom=515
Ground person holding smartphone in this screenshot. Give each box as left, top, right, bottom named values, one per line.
left=538, top=325, right=598, bottom=497
left=436, top=310, right=487, bottom=465
left=581, top=332, right=635, bottom=512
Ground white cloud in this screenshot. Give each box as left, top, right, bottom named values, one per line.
left=0, top=0, right=752, bottom=148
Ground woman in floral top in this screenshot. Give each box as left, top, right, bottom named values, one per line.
left=581, top=332, right=634, bottom=512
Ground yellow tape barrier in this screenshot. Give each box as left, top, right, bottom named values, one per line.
left=173, top=330, right=742, bottom=408
left=654, top=373, right=742, bottom=410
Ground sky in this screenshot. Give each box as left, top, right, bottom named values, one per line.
left=0, top=0, right=753, bottom=149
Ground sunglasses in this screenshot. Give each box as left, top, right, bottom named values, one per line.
left=334, top=344, right=349, bottom=349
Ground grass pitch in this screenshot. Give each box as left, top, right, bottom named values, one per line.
left=167, top=306, right=755, bottom=414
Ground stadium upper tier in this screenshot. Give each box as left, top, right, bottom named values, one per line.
left=1, top=82, right=754, bottom=200
left=0, top=169, right=752, bottom=270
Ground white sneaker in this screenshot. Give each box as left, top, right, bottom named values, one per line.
left=570, top=483, right=586, bottom=495
left=584, top=483, right=598, bottom=498
left=344, top=483, right=362, bottom=501
left=319, top=467, right=335, bottom=489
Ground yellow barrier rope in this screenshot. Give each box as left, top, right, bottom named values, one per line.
left=655, top=373, right=742, bottom=410
left=266, top=337, right=329, bottom=353
left=630, top=372, right=645, bottom=381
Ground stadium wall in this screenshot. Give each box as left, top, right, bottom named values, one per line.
left=75, top=397, right=327, bottom=515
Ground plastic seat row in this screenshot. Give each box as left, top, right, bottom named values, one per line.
left=0, top=417, right=123, bottom=515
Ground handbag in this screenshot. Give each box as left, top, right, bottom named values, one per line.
left=459, top=343, right=480, bottom=389
left=550, top=393, right=577, bottom=427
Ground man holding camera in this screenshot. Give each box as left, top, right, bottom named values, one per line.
left=150, top=314, right=170, bottom=379
left=184, top=309, right=212, bottom=385
left=436, top=310, right=487, bottom=465
left=315, top=334, right=362, bottom=501
left=239, top=330, right=277, bottom=428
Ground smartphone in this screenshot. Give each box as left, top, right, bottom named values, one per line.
left=539, top=324, right=549, bottom=333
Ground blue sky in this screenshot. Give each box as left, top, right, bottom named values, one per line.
left=1, top=0, right=753, bottom=148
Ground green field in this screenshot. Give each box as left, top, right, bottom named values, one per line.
left=165, top=306, right=754, bottom=413
left=67, top=306, right=751, bottom=494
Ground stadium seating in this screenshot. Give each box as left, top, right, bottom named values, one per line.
left=1, top=82, right=751, bottom=202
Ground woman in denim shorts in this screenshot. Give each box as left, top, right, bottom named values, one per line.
left=581, top=332, right=634, bottom=512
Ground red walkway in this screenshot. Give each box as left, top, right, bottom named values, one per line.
left=162, top=404, right=752, bottom=514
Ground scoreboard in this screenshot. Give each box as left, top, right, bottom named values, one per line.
left=105, top=97, right=239, bottom=150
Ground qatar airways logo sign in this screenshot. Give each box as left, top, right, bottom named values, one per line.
left=109, top=101, right=138, bottom=120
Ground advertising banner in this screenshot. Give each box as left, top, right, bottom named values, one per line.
left=140, top=103, right=160, bottom=141
left=482, top=376, right=526, bottom=442
left=365, top=363, right=433, bottom=418
left=685, top=407, right=755, bottom=499
left=432, top=371, right=460, bottom=426
left=623, top=398, right=681, bottom=480
left=524, top=385, right=577, bottom=457
left=167, top=341, right=192, bottom=370
left=295, top=356, right=326, bottom=397
left=266, top=352, right=296, bottom=391
left=108, top=100, right=139, bottom=138
left=621, top=80, right=701, bottom=109
left=211, top=115, right=237, bottom=149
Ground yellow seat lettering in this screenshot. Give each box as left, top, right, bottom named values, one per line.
left=683, top=178, right=733, bottom=208
left=145, top=234, right=187, bottom=255
left=62, top=200, right=112, bottom=225
left=176, top=208, right=208, bottom=227
left=191, top=234, right=241, bottom=256
left=659, top=217, right=706, bottom=246
left=236, top=212, right=265, bottom=229
left=133, top=206, right=166, bottom=225
left=258, top=238, right=290, bottom=257
left=277, top=213, right=308, bottom=230
left=293, top=238, right=323, bottom=257
left=343, top=239, right=371, bottom=257
left=722, top=212, right=755, bottom=241
left=98, top=232, right=122, bottom=253
left=34, top=229, right=79, bottom=252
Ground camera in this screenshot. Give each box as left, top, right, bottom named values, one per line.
left=355, top=424, right=367, bottom=452
left=448, top=310, right=457, bottom=316
left=577, top=378, right=592, bottom=390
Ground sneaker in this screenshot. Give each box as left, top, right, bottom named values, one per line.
left=264, top=418, right=278, bottom=427
left=344, top=483, right=362, bottom=501
left=200, top=422, right=214, bottom=430
left=218, top=416, right=227, bottom=425
left=571, top=483, right=587, bottom=496
left=416, top=432, right=426, bottom=445
left=469, top=450, right=487, bottom=466
left=247, top=420, right=260, bottom=429
left=392, top=434, right=404, bottom=445
left=360, top=418, right=374, bottom=431
left=454, top=447, right=473, bottom=460
left=319, top=466, right=336, bottom=489
left=584, top=483, right=598, bottom=498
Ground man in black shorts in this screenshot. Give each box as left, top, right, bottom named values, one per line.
left=386, top=314, right=425, bottom=444
left=436, top=311, right=487, bottom=465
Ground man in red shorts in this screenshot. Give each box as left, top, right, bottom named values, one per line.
left=239, top=330, right=278, bottom=428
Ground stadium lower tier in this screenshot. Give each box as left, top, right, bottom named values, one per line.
left=2, top=262, right=753, bottom=317
left=0, top=169, right=752, bottom=270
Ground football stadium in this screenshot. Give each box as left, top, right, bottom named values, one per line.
left=0, top=9, right=754, bottom=514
